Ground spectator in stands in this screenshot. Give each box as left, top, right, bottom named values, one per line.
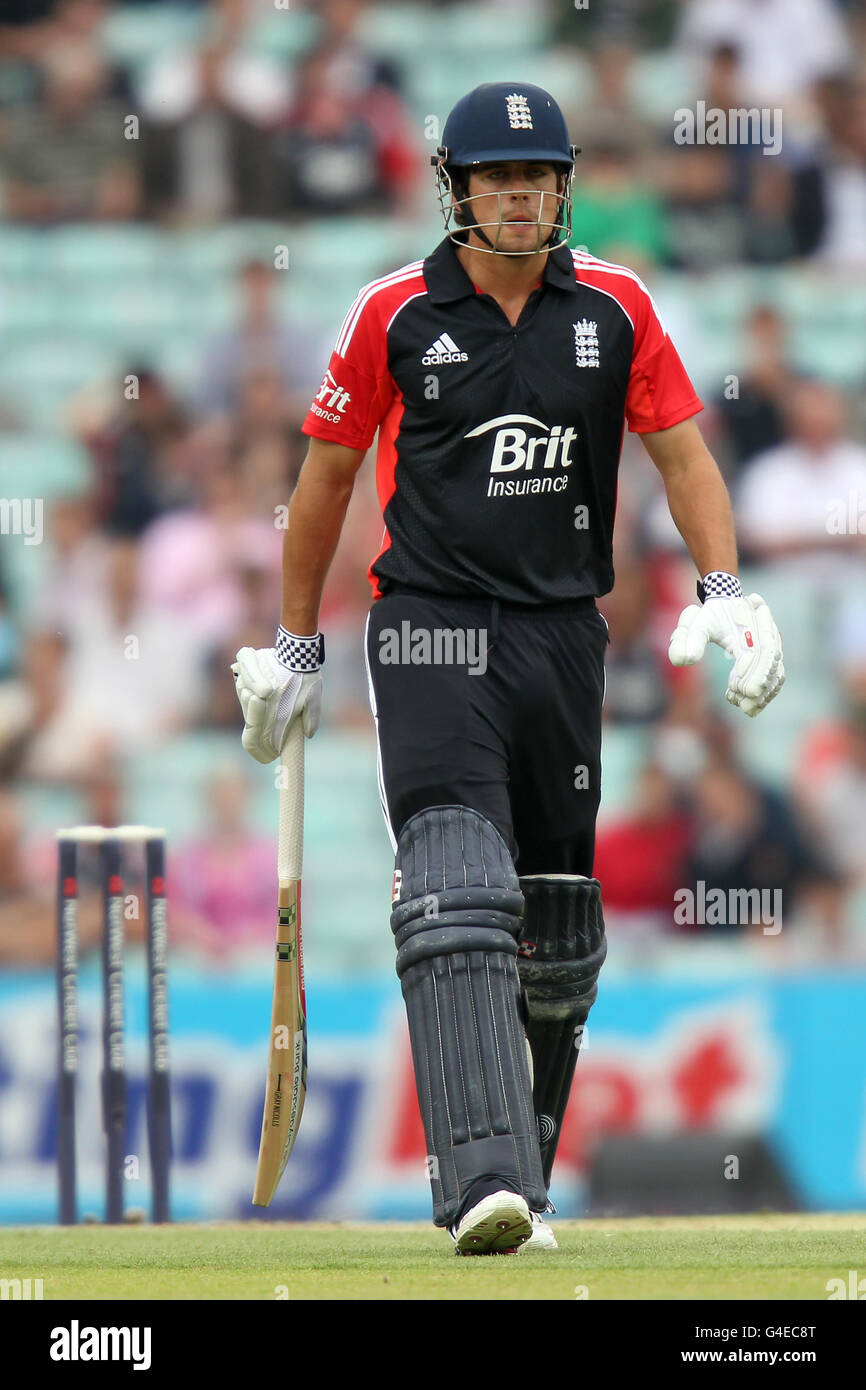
left=196, top=260, right=325, bottom=420
left=230, top=370, right=305, bottom=514
left=806, top=74, right=866, bottom=267
left=568, top=133, right=668, bottom=267
left=63, top=535, right=204, bottom=745
left=13, top=763, right=135, bottom=963
left=201, top=462, right=381, bottom=733
left=0, top=629, right=71, bottom=781
left=551, top=0, right=678, bottom=49
left=168, top=765, right=283, bottom=957
left=678, top=0, right=850, bottom=112
left=735, top=377, right=866, bottom=575
left=31, top=494, right=107, bottom=632
left=23, top=756, right=127, bottom=882
left=710, top=305, right=793, bottom=478
left=0, top=44, right=140, bottom=223
left=670, top=62, right=865, bottom=266
left=318, top=0, right=405, bottom=95
left=660, top=42, right=799, bottom=267
left=569, top=36, right=666, bottom=160
left=0, top=2, right=50, bottom=108
left=742, top=147, right=801, bottom=266
left=1, top=0, right=116, bottom=79
left=88, top=367, right=191, bottom=537
left=272, top=43, right=420, bottom=217
left=680, top=755, right=842, bottom=938
left=10, top=539, right=204, bottom=782
left=0, top=788, right=61, bottom=966
left=796, top=694, right=866, bottom=889
left=796, top=633, right=866, bottom=792
left=659, top=111, right=742, bottom=267
left=137, top=452, right=282, bottom=647
left=137, top=0, right=289, bottom=220
left=39, top=0, right=132, bottom=102
left=593, top=761, right=691, bottom=939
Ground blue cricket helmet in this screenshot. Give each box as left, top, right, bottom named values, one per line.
left=431, top=83, right=580, bottom=252
left=439, top=82, right=577, bottom=168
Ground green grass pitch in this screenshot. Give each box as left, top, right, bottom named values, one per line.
left=1, top=1214, right=864, bottom=1300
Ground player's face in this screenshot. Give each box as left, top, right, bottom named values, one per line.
left=461, top=161, right=562, bottom=253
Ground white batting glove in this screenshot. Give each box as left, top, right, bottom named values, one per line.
left=231, top=628, right=323, bottom=764
left=668, top=574, right=785, bottom=718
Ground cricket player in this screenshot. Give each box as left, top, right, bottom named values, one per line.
left=233, top=84, right=785, bottom=1253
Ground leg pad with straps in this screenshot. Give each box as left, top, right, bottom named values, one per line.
left=391, top=806, right=547, bottom=1226
left=517, top=875, right=607, bottom=1186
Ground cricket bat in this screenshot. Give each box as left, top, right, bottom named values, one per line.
left=252, top=717, right=307, bottom=1206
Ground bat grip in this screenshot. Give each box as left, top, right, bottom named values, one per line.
left=278, top=718, right=305, bottom=882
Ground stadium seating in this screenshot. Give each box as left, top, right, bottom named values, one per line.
left=118, top=728, right=394, bottom=968
left=1, top=0, right=863, bottom=974
left=0, top=433, right=90, bottom=497
left=102, top=3, right=207, bottom=71
left=5, top=244, right=864, bottom=437
left=597, top=724, right=652, bottom=822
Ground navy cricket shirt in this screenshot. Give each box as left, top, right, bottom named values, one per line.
left=302, top=236, right=702, bottom=603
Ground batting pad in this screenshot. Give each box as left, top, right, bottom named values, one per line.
left=391, top=806, right=547, bottom=1226
left=518, top=874, right=607, bottom=1187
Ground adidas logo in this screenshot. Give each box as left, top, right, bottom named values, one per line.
left=422, top=332, right=469, bottom=365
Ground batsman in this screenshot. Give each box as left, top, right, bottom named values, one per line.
left=233, top=84, right=785, bottom=1253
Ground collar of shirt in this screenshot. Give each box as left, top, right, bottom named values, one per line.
left=424, top=234, right=578, bottom=304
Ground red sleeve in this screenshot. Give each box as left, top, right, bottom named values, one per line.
left=624, top=282, right=703, bottom=434
left=302, top=288, right=395, bottom=451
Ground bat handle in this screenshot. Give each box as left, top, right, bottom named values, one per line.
left=278, top=718, right=305, bottom=883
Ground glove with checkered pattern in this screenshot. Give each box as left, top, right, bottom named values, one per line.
left=231, top=627, right=324, bottom=764
left=668, top=572, right=785, bottom=718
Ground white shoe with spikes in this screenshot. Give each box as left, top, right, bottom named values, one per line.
left=450, top=1190, right=533, bottom=1255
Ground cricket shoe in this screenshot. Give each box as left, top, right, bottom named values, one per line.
left=450, top=1190, right=533, bottom=1255
left=518, top=1210, right=559, bottom=1252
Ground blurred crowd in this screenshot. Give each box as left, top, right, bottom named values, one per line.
left=1, top=0, right=865, bottom=966
left=0, top=0, right=423, bottom=222
left=2, top=0, right=865, bottom=262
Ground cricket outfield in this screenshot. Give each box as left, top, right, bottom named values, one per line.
left=1, top=1214, right=864, bottom=1301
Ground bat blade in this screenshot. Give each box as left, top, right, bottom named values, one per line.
left=252, top=884, right=306, bottom=1205
left=252, top=721, right=306, bottom=1207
